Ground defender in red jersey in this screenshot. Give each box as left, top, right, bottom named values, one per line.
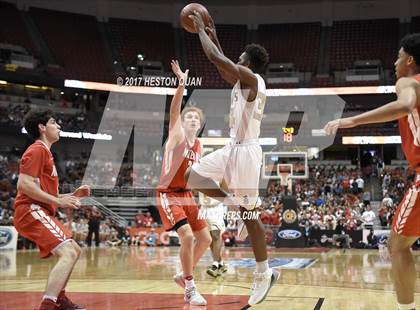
left=324, top=33, right=420, bottom=310
left=156, top=60, right=211, bottom=306
left=14, top=110, right=90, bottom=310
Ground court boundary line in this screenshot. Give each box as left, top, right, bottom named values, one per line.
left=314, top=297, right=325, bottom=310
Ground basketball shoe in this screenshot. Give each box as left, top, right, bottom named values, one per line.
left=218, top=262, right=228, bottom=274
left=248, top=268, right=280, bottom=306
left=57, top=291, right=86, bottom=310
left=38, top=299, right=59, bottom=310
left=184, top=286, right=207, bottom=306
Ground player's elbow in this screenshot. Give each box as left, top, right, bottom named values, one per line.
left=208, top=52, right=220, bottom=64
left=208, top=51, right=225, bottom=67
left=400, top=100, right=416, bottom=114
left=17, top=178, right=28, bottom=193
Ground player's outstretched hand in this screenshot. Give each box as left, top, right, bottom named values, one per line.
left=323, top=117, right=356, bottom=135
left=189, top=10, right=205, bottom=33
left=171, top=60, right=189, bottom=86
left=73, top=184, right=91, bottom=198
left=57, top=195, right=80, bottom=209
left=205, top=16, right=217, bottom=41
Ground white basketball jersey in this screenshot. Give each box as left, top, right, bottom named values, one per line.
left=229, top=74, right=266, bottom=140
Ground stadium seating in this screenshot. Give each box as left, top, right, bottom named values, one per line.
left=30, top=8, right=114, bottom=82
left=411, top=16, right=420, bottom=32
left=257, top=22, right=321, bottom=72
left=0, top=2, right=35, bottom=53
left=107, top=18, right=175, bottom=71
left=330, top=19, right=399, bottom=71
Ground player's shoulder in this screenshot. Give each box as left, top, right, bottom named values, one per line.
left=255, top=73, right=266, bottom=88
left=396, top=76, right=420, bottom=91
left=195, top=137, right=202, bottom=147
left=23, top=141, right=49, bottom=157
left=24, top=141, right=44, bottom=153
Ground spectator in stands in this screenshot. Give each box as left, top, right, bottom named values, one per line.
left=382, top=173, right=391, bottom=195
left=107, top=223, right=130, bottom=247
left=362, top=190, right=371, bottom=206
left=355, top=175, right=364, bottom=194
left=378, top=205, right=388, bottom=228
left=299, top=220, right=312, bottom=247
left=361, top=206, right=376, bottom=228
left=332, top=219, right=350, bottom=249
left=144, top=228, right=158, bottom=246
left=140, top=211, right=155, bottom=227
left=382, top=193, right=393, bottom=207
left=135, top=210, right=145, bottom=228
left=86, top=206, right=102, bottom=247
left=366, top=228, right=379, bottom=249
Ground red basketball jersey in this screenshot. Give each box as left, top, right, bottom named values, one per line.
left=157, top=138, right=201, bottom=192
left=398, top=75, right=420, bottom=168
left=14, top=140, right=59, bottom=215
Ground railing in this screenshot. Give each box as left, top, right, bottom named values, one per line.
left=81, top=197, right=128, bottom=227
left=60, top=183, right=154, bottom=198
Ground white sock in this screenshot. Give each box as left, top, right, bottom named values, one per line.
left=185, top=278, right=196, bottom=289
left=398, top=302, right=416, bottom=310
left=42, top=295, right=57, bottom=303
left=212, top=261, right=219, bottom=267
left=256, top=260, right=269, bottom=273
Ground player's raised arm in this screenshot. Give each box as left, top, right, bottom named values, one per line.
left=205, top=17, right=223, bottom=54
left=324, top=77, right=419, bottom=135
left=167, top=60, right=188, bottom=147
left=189, top=11, right=257, bottom=88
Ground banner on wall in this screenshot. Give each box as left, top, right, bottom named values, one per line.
left=128, top=227, right=174, bottom=245
left=276, top=196, right=305, bottom=247
left=0, top=226, right=18, bottom=250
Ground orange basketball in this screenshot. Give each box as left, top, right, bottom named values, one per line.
left=180, top=3, right=211, bottom=34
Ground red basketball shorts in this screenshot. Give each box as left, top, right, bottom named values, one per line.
left=14, top=204, right=72, bottom=258
left=392, top=173, right=420, bottom=237
left=156, top=191, right=207, bottom=232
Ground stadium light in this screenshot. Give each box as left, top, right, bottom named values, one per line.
left=267, top=85, right=395, bottom=96
left=342, top=136, right=401, bottom=144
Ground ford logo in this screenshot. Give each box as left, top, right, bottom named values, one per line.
left=0, top=229, right=12, bottom=247
left=278, top=229, right=302, bottom=240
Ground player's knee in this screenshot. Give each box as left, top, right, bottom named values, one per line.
left=211, top=230, right=220, bottom=241
left=201, top=231, right=212, bottom=247
left=72, top=241, right=81, bottom=258
left=181, top=233, right=194, bottom=246
left=61, top=246, right=79, bottom=262
left=388, top=233, right=411, bottom=256
left=178, top=227, right=194, bottom=245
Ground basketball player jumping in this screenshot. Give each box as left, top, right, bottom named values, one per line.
left=156, top=60, right=211, bottom=306
left=13, top=110, right=90, bottom=310
left=187, top=12, right=279, bottom=306
left=324, top=33, right=420, bottom=310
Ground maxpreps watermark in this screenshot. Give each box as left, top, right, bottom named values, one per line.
left=197, top=208, right=261, bottom=221
left=116, top=75, right=202, bottom=87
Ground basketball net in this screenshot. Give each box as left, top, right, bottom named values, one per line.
left=277, top=164, right=293, bottom=193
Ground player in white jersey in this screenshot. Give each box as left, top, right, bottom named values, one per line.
left=199, top=192, right=228, bottom=277
left=186, top=13, right=279, bottom=307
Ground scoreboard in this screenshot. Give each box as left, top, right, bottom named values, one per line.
left=282, top=127, right=294, bottom=143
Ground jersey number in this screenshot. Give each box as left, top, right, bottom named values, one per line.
left=229, top=92, right=266, bottom=128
